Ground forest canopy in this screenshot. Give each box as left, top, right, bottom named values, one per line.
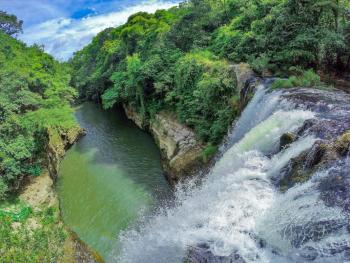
left=0, top=32, right=77, bottom=199
left=70, top=0, right=350, bottom=146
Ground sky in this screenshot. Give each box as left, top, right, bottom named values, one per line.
left=0, top=0, right=180, bottom=60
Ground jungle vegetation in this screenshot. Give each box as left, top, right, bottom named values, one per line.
left=70, top=0, right=350, bottom=146
left=0, top=29, right=76, bottom=200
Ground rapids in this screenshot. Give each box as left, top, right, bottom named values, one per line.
left=115, top=84, right=350, bottom=263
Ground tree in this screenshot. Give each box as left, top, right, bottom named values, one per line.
left=0, top=11, right=23, bottom=36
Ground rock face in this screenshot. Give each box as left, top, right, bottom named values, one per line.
left=123, top=106, right=204, bottom=182
left=230, top=63, right=258, bottom=110
left=122, top=64, right=258, bottom=182
left=231, top=63, right=255, bottom=91
left=123, top=104, right=146, bottom=129
left=150, top=112, right=204, bottom=182
left=19, top=171, right=57, bottom=209
left=47, top=126, right=85, bottom=182
left=277, top=88, right=350, bottom=191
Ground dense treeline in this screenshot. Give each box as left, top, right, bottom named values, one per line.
left=70, top=0, right=350, bottom=146
left=0, top=32, right=76, bottom=199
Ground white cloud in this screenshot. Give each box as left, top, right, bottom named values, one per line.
left=20, top=1, right=178, bottom=61
left=1, top=0, right=68, bottom=26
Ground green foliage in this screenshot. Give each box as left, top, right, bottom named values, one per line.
left=71, top=0, right=349, bottom=146
left=210, top=0, right=350, bottom=72
left=0, top=178, right=8, bottom=200
left=272, top=70, right=323, bottom=89
left=171, top=52, right=238, bottom=143
left=201, top=144, right=218, bottom=163
left=0, top=31, right=77, bottom=197
left=0, top=202, right=66, bottom=263
left=0, top=10, right=23, bottom=36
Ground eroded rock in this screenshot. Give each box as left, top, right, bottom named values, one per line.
left=150, top=112, right=204, bottom=182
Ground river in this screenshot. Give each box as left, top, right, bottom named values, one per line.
left=58, top=102, right=170, bottom=262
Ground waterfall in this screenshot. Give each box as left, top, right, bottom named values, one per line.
left=113, top=84, right=350, bottom=263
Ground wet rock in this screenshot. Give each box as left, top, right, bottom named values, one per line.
left=123, top=103, right=146, bottom=129
left=62, top=230, right=102, bottom=263
left=283, top=88, right=350, bottom=140
left=230, top=63, right=259, bottom=110
left=187, top=243, right=246, bottom=263
left=280, top=132, right=296, bottom=150
left=319, top=159, right=350, bottom=213
left=345, top=248, right=350, bottom=259
left=230, top=63, right=255, bottom=92
left=303, top=141, right=327, bottom=168
left=277, top=151, right=311, bottom=191
left=299, top=246, right=318, bottom=261
left=286, top=220, right=347, bottom=248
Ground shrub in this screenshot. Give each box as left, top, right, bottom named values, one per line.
left=0, top=178, right=8, bottom=200
left=272, top=70, right=322, bottom=89
left=201, top=144, right=218, bottom=163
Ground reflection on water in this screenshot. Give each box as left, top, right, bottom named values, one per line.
left=58, top=103, right=170, bottom=261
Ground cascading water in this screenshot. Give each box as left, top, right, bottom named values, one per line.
left=113, top=84, right=350, bottom=263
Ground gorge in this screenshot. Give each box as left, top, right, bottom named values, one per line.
left=57, top=77, right=350, bottom=263
left=1, top=1, right=350, bottom=262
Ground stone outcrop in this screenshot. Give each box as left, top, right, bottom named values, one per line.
left=47, top=126, right=85, bottom=181
left=150, top=112, right=204, bottom=182
left=123, top=104, right=146, bottom=129
left=123, top=105, right=204, bottom=182
left=231, top=63, right=255, bottom=91
left=230, top=63, right=259, bottom=110
left=122, top=64, right=259, bottom=182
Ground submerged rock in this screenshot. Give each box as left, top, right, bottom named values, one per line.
left=187, top=243, right=246, bottom=263
left=319, top=159, right=350, bottom=213
left=276, top=87, right=350, bottom=190
left=280, top=132, right=296, bottom=150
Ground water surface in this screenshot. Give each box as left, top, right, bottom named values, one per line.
left=58, top=102, right=170, bottom=261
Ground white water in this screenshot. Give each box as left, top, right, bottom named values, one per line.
left=113, top=87, right=348, bottom=262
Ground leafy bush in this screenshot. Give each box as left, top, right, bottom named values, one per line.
left=201, top=144, right=218, bottom=163
left=70, top=0, right=350, bottom=147
left=272, top=70, right=323, bottom=89
left=0, top=31, right=77, bottom=196
left=171, top=52, right=238, bottom=143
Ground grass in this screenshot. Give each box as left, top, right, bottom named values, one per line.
left=0, top=200, right=67, bottom=263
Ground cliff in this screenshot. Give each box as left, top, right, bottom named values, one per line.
left=123, top=106, right=204, bottom=182
left=47, top=126, right=86, bottom=182
left=149, top=112, right=204, bottom=182
left=123, top=63, right=257, bottom=182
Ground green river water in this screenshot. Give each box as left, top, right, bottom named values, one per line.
left=58, top=103, right=170, bottom=261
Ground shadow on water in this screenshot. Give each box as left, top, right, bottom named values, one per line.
left=58, top=102, right=172, bottom=262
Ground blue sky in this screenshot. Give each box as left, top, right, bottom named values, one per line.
left=0, top=0, right=180, bottom=60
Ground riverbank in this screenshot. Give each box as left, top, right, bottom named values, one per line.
left=57, top=103, right=170, bottom=262
left=47, top=125, right=103, bottom=262
left=0, top=125, right=102, bottom=263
